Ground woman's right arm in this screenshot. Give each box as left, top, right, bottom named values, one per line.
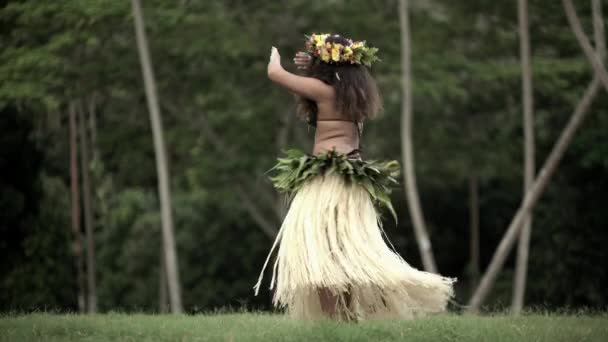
left=267, top=47, right=333, bottom=102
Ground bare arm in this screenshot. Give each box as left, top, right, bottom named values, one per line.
left=267, top=47, right=333, bottom=102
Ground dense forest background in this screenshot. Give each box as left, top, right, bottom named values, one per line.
left=1, top=0, right=607, bottom=313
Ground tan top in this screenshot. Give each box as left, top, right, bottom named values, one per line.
left=313, top=117, right=361, bottom=156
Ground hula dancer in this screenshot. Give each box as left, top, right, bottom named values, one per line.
left=254, top=33, right=455, bottom=321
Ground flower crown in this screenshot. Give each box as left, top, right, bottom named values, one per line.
left=304, top=33, right=380, bottom=67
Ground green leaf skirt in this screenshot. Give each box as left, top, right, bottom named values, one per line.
left=268, top=149, right=401, bottom=222
left=255, top=148, right=455, bottom=320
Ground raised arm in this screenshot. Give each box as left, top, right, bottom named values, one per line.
left=267, top=47, right=334, bottom=102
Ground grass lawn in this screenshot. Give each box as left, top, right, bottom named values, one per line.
left=1, top=312, right=607, bottom=341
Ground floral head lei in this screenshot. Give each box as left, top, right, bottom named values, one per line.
left=304, top=33, right=380, bottom=67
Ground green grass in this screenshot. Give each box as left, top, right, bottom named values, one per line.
left=1, top=312, right=607, bottom=341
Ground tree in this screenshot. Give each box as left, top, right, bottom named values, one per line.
left=467, top=0, right=606, bottom=311
left=77, top=101, right=98, bottom=313
left=398, top=0, right=438, bottom=273
left=131, top=0, right=183, bottom=313
left=69, top=102, right=85, bottom=312
left=467, top=83, right=602, bottom=312
left=468, top=174, right=480, bottom=292
left=2, top=0, right=608, bottom=314
left=512, top=0, right=535, bottom=314
left=592, top=0, right=606, bottom=63
left=563, top=0, right=608, bottom=91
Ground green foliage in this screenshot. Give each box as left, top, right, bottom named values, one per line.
left=0, top=107, right=74, bottom=310
left=270, top=149, right=400, bottom=221
left=1, top=175, right=75, bottom=311
left=1, top=313, right=608, bottom=341
left=1, top=0, right=607, bottom=313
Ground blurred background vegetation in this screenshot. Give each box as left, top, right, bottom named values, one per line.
left=1, top=0, right=607, bottom=313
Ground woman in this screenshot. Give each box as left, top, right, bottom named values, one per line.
left=254, top=33, right=455, bottom=321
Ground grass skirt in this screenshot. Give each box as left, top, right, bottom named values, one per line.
left=253, top=150, right=455, bottom=320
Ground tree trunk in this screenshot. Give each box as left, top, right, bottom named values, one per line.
left=69, top=102, right=85, bottom=313
left=192, top=107, right=279, bottom=239
left=274, top=110, right=292, bottom=220
left=592, top=0, right=606, bottom=63
left=512, top=0, right=535, bottom=314
left=466, top=78, right=601, bottom=313
left=398, top=0, right=438, bottom=273
left=467, top=0, right=607, bottom=314
left=236, top=184, right=278, bottom=239
left=87, top=95, right=100, bottom=164
left=563, top=0, right=608, bottom=91
left=159, top=244, right=169, bottom=313
left=469, top=174, right=480, bottom=293
left=77, top=102, right=97, bottom=313
left=131, top=0, right=183, bottom=314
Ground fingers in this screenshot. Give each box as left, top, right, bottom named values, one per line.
left=293, top=56, right=310, bottom=62
left=294, top=52, right=311, bottom=60
left=293, top=52, right=311, bottom=68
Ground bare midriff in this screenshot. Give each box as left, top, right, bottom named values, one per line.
left=312, top=120, right=359, bottom=156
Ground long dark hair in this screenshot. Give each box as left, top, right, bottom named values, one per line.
left=296, top=34, right=382, bottom=124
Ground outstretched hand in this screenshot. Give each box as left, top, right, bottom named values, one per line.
left=268, top=46, right=281, bottom=69
left=266, top=45, right=333, bottom=101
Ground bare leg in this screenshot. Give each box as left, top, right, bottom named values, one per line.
left=343, top=286, right=356, bottom=322
left=319, top=287, right=357, bottom=322
left=318, top=287, right=339, bottom=317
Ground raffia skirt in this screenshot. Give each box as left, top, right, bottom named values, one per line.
left=253, top=150, right=456, bottom=321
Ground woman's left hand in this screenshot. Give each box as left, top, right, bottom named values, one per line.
left=293, top=51, right=312, bottom=70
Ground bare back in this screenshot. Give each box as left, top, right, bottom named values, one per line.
left=313, top=100, right=360, bottom=156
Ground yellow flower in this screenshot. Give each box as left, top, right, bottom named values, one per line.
left=312, top=33, right=330, bottom=49
left=352, top=41, right=364, bottom=49
left=331, top=45, right=341, bottom=62
left=343, top=46, right=353, bottom=57
left=320, top=48, right=330, bottom=62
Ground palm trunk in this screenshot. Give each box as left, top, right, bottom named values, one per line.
left=159, top=244, right=169, bottom=313
left=467, top=0, right=607, bottom=314
left=69, top=102, right=85, bottom=313
left=236, top=184, right=278, bottom=239
left=469, top=174, right=480, bottom=293
left=563, top=0, right=608, bottom=91
left=274, top=110, right=292, bottom=220
left=193, top=107, right=280, bottom=239
left=77, top=102, right=97, bottom=313
left=592, top=0, right=606, bottom=63
left=512, top=0, right=535, bottom=314
left=467, top=78, right=601, bottom=313
left=87, top=96, right=100, bottom=164
left=131, top=0, right=183, bottom=313
left=398, top=0, right=437, bottom=273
